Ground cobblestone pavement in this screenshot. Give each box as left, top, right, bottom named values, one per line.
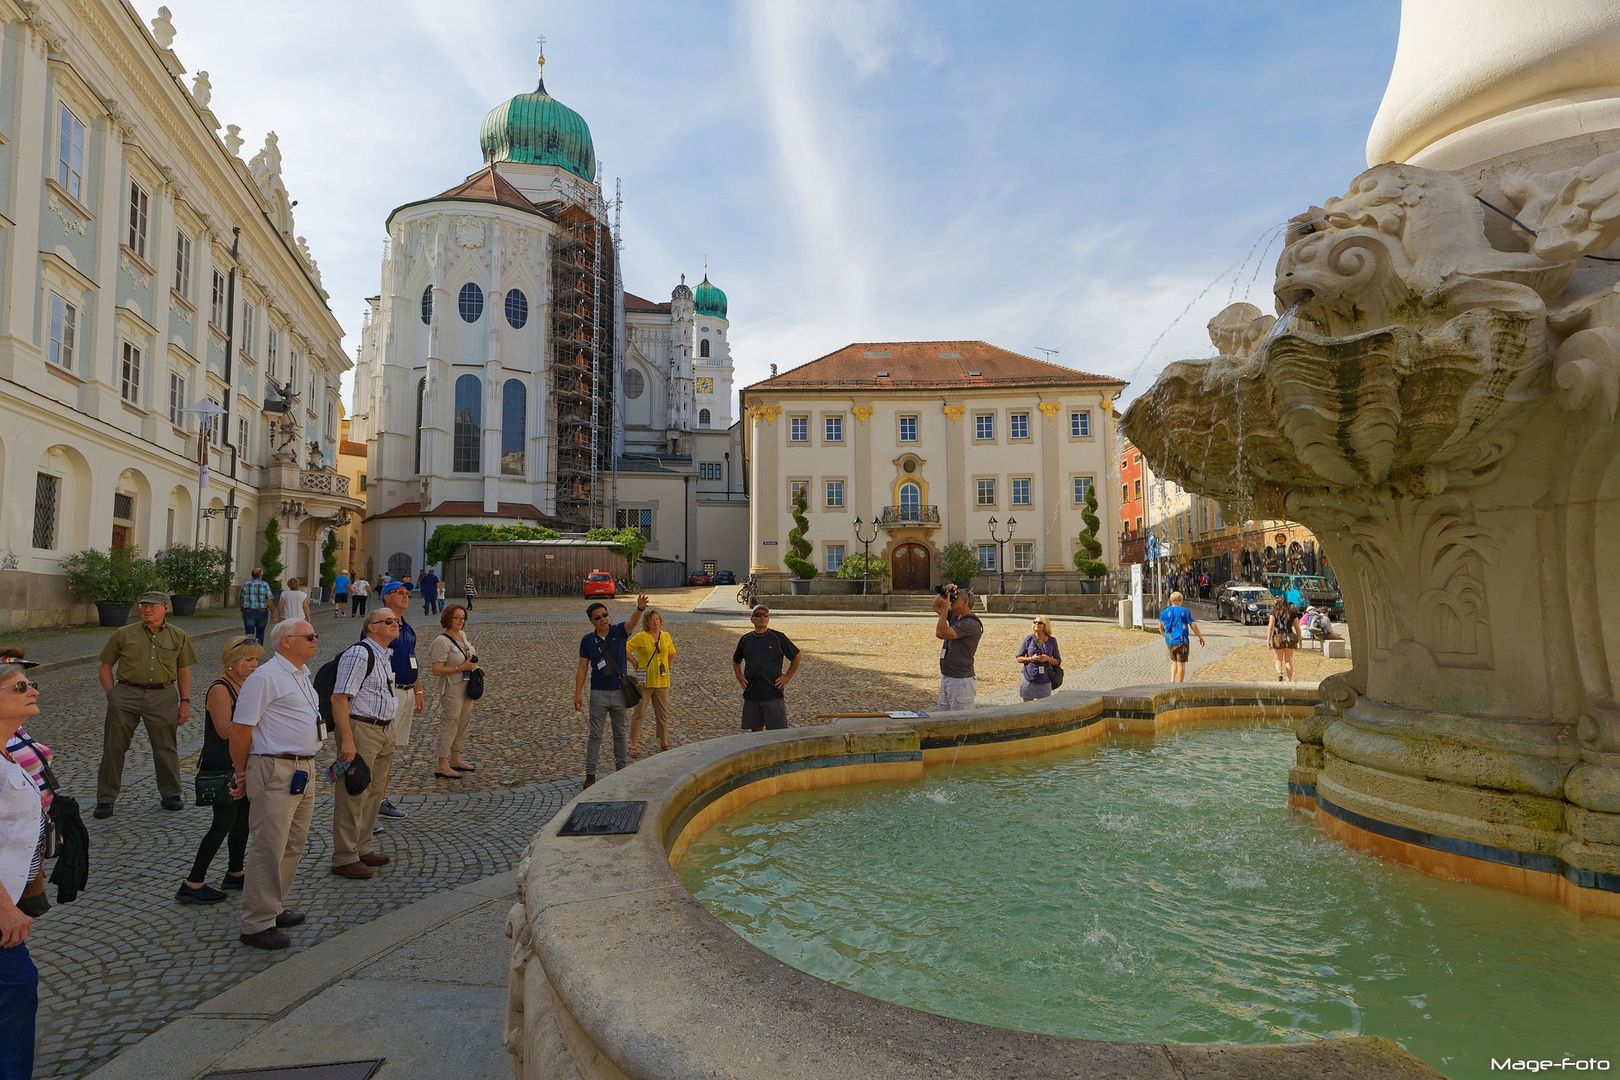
left=14, top=593, right=1331, bottom=1077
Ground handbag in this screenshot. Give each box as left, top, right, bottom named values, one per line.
left=599, top=639, right=641, bottom=708
left=452, top=638, right=485, bottom=700
left=1048, top=659, right=1064, bottom=691
left=194, top=770, right=234, bottom=806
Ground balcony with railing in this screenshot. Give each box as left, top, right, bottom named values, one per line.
left=876, top=504, right=941, bottom=529
left=259, top=463, right=357, bottom=501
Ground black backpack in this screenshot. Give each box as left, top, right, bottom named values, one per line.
left=312, top=639, right=376, bottom=736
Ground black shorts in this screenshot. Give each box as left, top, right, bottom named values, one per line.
left=1167, top=643, right=1190, bottom=663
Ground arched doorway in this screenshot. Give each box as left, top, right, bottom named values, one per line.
left=891, top=542, right=930, bottom=591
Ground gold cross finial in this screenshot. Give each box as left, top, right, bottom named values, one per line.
left=537, top=34, right=546, bottom=77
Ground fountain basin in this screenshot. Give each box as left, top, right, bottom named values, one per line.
left=505, top=686, right=1443, bottom=1080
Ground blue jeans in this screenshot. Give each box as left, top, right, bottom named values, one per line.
left=0, top=940, right=36, bottom=1080
left=242, top=607, right=269, bottom=645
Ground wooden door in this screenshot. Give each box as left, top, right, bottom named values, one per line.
left=892, top=543, right=931, bottom=590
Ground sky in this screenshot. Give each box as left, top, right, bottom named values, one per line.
left=128, top=0, right=1402, bottom=410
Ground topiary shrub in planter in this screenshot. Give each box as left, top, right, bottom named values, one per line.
left=836, top=552, right=888, bottom=594
left=784, top=488, right=817, bottom=593
left=156, top=544, right=232, bottom=614
left=62, top=547, right=165, bottom=626
left=940, top=542, right=981, bottom=588
left=260, top=516, right=285, bottom=593
left=1072, top=482, right=1109, bottom=593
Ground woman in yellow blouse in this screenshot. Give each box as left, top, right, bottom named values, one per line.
left=627, top=608, right=674, bottom=757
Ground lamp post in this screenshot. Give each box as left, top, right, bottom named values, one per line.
left=852, top=516, right=879, bottom=595
left=987, top=515, right=1016, bottom=595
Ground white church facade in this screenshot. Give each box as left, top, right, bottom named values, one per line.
left=351, top=56, right=747, bottom=583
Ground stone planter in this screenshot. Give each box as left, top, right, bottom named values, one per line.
left=812, top=579, right=861, bottom=595
left=169, top=595, right=199, bottom=616
left=1079, top=579, right=1102, bottom=595
left=94, top=600, right=131, bottom=627
left=789, top=579, right=811, bottom=595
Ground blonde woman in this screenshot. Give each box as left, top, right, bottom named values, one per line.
left=627, top=608, right=675, bottom=755
left=178, top=635, right=262, bottom=903
left=429, top=603, right=479, bottom=778
left=1015, top=615, right=1062, bottom=701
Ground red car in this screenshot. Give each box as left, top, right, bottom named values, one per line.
left=583, top=571, right=616, bottom=598
left=687, top=570, right=712, bottom=587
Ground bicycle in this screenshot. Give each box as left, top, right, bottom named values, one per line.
left=736, top=574, right=758, bottom=606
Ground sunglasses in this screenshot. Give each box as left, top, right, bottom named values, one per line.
left=750, top=612, right=769, bottom=618
left=291, top=633, right=320, bottom=642
left=9, top=679, right=39, bottom=694
left=591, top=613, right=611, bottom=621
left=373, top=618, right=400, bottom=625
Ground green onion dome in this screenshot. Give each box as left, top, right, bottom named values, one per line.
left=693, top=273, right=727, bottom=319
left=479, top=58, right=596, bottom=182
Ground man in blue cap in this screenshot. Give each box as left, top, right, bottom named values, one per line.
left=375, top=580, right=423, bottom=820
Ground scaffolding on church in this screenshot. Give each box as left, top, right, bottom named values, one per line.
left=545, top=191, right=617, bottom=529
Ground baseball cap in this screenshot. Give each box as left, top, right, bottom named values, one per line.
left=750, top=603, right=770, bottom=615
left=137, top=591, right=170, bottom=605
left=380, top=581, right=410, bottom=597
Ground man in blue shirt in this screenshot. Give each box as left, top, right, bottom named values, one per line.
left=419, top=569, right=441, bottom=615
left=573, top=595, right=647, bottom=788
left=376, top=581, right=422, bottom=819
left=1158, top=590, right=1206, bottom=683
left=332, top=569, right=351, bottom=618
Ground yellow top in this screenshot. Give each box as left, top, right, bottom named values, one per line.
left=627, top=631, right=675, bottom=688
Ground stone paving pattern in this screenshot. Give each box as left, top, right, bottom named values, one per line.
left=14, top=590, right=1342, bottom=1077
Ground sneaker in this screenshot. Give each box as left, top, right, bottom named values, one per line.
left=373, top=821, right=384, bottom=834
left=176, top=883, right=227, bottom=905
left=377, top=799, right=407, bottom=819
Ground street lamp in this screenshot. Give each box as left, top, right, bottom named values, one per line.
left=852, top=516, right=879, bottom=595
left=987, top=515, right=1016, bottom=595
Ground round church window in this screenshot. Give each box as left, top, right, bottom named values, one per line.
left=624, top=368, right=645, bottom=400
left=505, top=289, right=529, bottom=330
left=459, top=282, right=484, bottom=323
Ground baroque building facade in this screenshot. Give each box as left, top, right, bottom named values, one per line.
left=0, top=0, right=356, bottom=629
left=742, top=342, right=1124, bottom=591
left=351, top=56, right=747, bottom=584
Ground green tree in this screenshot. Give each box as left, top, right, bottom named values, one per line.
left=425, top=522, right=561, bottom=566
left=940, top=541, right=981, bottom=585
left=835, top=553, right=889, bottom=580
left=319, top=528, right=339, bottom=591
left=1072, top=482, right=1108, bottom=578
left=61, top=547, right=165, bottom=604
left=260, top=516, right=285, bottom=591
left=784, top=488, right=817, bottom=579
left=154, top=544, right=233, bottom=596
left=586, top=527, right=648, bottom=582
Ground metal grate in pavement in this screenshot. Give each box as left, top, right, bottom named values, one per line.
left=205, top=1060, right=383, bottom=1079
left=557, top=800, right=647, bottom=835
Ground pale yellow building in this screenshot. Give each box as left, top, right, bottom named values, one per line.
left=741, top=342, right=1125, bottom=591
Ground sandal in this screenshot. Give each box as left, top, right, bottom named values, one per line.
left=451, top=763, right=478, bottom=772
left=628, top=748, right=641, bottom=759
left=434, top=771, right=463, bottom=779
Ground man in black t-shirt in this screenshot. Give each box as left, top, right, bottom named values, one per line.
left=732, top=604, right=802, bottom=731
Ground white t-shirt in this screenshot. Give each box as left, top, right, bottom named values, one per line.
left=351, top=579, right=371, bottom=597
left=280, top=590, right=310, bottom=620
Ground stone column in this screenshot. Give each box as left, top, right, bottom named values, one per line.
left=1039, top=399, right=1063, bottom=569
left=748, top=404, right=782, bottom=572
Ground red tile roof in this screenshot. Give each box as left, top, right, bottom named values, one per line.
left=365, top=500, right=551, bottom=522
left=624, top=291, right=670, bottom=313
left=435, top=166, right=536, bottom=210
left=743, top=341, right=1127, bottom=393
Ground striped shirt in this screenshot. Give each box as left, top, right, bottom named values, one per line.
left=335, top=639, right=397, bottom=722
left=241, top=579, right=273, bottom=611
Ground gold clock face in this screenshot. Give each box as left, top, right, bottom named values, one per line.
left=697, top=377, right=714, bottom=394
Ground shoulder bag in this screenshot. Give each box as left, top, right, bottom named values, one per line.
left=195, top=679, right=237, bottom=806
left=451, top=638, right=485, bottom=700
left=598, top=636, right=641, bottom=707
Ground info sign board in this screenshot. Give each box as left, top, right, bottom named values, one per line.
left=1131, top=562, right=1144, bottom=629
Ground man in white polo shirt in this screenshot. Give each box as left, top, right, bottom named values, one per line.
left=329, top=608, right=399, bottom=880
left=229, top=618, right=323, bottom=950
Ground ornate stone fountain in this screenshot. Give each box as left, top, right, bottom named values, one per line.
left=1124, top=0, right=1620, bottom=914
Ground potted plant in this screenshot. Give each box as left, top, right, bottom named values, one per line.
left=61, top=547, right=165, bottom=626
left=318, top=527, right=339, bottom=601
left=783, top=488, right=818, bottom=594
left=940, top=542, right=980, bottom=590
left=836, top=553, right=888, bottom=595
left=1072, top=483, right=1109, bottom=594
left=260, top=515, right=285, bottom=596
left=155, top=544, right=232, bottom=615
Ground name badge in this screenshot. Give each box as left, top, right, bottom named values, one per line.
left=408, top=656, right=418, bottom=670
left=596, top=659, right=606, bottom=670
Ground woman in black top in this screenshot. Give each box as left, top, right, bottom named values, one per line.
left=176, top=636, right=262, bottom=904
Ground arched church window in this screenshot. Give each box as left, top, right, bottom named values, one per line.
left=505, top=289, right=528, bottom=330
left=698, top=408, right=711, bottom=428
left=413, top=377, right=426, bottom=474
left=453, top=374, right=481, bottom=473
left=501, top=379, right=526, bottom=476
left=459, top=282, right=484, bottom=323
left=624, top=368, right=645, bottom=400
left=699, top=338, right=710, bottom=358
left=420, top=285, right=433, bottom=325
left=899, top=482, right=921, bottom=519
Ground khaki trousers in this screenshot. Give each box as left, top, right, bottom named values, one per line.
left=392, top=685, right=415, bottom=749
left=332, top=721, right=395, bottom=866
left=97, top=683, right=181, bottom=803
left=629, top=685, right=670, bottom=750
left=435, top=681, right=473, bottom=763
left=241, top=756, right=315, bottom=935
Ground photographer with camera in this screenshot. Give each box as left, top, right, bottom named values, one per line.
left=933, top=584, right=984, bottom=711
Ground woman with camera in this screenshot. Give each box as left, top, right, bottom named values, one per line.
left=430, top=604, right=480, bottom=778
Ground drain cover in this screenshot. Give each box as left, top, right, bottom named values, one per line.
left=206, top=1062, right=382, bottom=1080
left=557, top=800, right=647, bottom=836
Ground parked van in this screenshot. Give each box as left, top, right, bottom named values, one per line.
left=1263, top=573, right=1344, bottom=620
